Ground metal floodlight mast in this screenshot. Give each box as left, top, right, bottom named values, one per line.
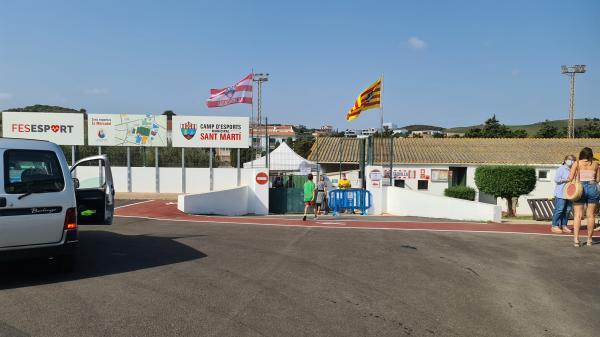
left=561, top=64, right=586, bottom=138
left=253, top=73, right=269, bottom=127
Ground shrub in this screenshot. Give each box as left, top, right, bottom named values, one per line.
left=474, top=165, right=536, bottom=216
left=444, top=186, right=476, bottom=201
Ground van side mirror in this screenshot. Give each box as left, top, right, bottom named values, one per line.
left=73, top=178, right=80, bottom=189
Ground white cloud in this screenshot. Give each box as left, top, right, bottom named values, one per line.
left=84, top=88, right=109, bottom=95
left=0, top=92, right=13, bottom=101
left=407, top=37, right=426, bottom=49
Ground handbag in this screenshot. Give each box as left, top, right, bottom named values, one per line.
left=564, top=167, right=583, bottom=201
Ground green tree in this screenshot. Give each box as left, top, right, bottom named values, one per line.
left=465, top=115, right=526, bottom=138
left=536, top=120, right=559, bottom=138
left=474, top=165, right=536, bottom=216
left=292, top=138, right=315, bottom=158
left=3, top=104, right=84, bottom=113
left=512, top=129, right=528, bottom=138
left=576, top=119, right=600, bottom=138
left=464, top=128, right=482, bottom=138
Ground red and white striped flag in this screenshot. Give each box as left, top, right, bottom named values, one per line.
left=206, top=74, right=253, bottom=108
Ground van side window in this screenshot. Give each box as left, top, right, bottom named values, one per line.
left=3, top=150, right=65, bottom=194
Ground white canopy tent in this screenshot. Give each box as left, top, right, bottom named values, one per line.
left=243, top=142, right=319, bottom=172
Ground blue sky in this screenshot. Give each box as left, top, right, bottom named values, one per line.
left=0, top=0, right=598, bottom=129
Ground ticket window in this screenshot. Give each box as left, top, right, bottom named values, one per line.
left=394, top=179, right=405, bottom=188
left=418, top=180, right=429, bottom=190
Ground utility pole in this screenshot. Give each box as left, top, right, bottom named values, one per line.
left=561, top=65, right=586, bottom=138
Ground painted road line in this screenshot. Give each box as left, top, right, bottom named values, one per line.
left=115, top=200, right=155, bottom=209
left=113, top=214, right=598, bottom=238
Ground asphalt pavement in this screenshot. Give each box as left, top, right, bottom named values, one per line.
left=1, top=215, right=599, bottom=337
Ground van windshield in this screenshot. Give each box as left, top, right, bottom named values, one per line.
left=3, top=150, right=65, bottom=194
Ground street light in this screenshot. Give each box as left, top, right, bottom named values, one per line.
left=561, top=64, right=586, bottom=138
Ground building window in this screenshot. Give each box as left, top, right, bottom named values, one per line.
left=394, top=180, right=405, bottom=188
left=418, top=180, right=428, bottom=190
left=538, top=170, right=549, bottom=181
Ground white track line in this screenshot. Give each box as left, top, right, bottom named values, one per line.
left=115, top=200, right=155, bottom=209
left=114, top=214, right=596, bottom=238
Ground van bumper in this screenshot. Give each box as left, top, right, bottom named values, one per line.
left=0, top=229, right=78, bottom=262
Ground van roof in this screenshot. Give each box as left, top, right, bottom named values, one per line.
left=0, top=137, right=62, bottom=151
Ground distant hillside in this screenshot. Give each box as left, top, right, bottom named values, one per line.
left=401, top=124, right=445, bottom=132
left=445, top=119, right=596, bottom=135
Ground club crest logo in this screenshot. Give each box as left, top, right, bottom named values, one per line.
left=224, top=86, right=236, bottom=98
left=180, top=122, right=197, bottom=140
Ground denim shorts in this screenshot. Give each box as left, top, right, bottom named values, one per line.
left=574, top=181, right=600, bottom=204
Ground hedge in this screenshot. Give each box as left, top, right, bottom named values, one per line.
left=444, top=186, right=476, bottom=201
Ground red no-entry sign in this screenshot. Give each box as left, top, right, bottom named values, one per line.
left=256, top=172, right=269, bottom=185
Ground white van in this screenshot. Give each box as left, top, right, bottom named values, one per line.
left=0, top=138, right=114, bottom=270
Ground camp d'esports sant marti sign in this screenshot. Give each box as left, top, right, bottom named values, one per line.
left=171, top=116, right=249, bottom=148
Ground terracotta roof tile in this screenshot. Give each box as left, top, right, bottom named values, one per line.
left=308, top=137, right=600, bottom=165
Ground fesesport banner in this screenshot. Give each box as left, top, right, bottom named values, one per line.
left=1, top=111, right=85, bottom=145
left=87, top=114, right=168, bottom=146
left=172, top=116, right=249, bottom=148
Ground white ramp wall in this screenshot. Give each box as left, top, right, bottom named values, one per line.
left=177, top=168, right=269, bottom=216
left=178, top=186, right=249, bottom=216
left=366, top=165, right=501, bottom=222
left=385, top=186, right=502, bottom=222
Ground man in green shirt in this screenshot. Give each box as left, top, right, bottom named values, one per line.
left=302, top=173, right=316, bottom=221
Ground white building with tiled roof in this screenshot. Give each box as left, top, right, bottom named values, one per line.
left=308, top=137, right=600, bottom=216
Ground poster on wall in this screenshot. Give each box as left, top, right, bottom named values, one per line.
left=1, top=111, right=85, bottom=145
left=431, top=169, right=449, bottom=182
left=87, top=114, right=167, bottom=146
left=172, top=116, right=249, bottom=148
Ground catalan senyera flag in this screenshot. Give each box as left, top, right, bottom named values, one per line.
left=346, top=78, right=382, bottom=121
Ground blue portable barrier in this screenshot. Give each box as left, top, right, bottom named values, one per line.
left=328, top=189, right=372, bottom=216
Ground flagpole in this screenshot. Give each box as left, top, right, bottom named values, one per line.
left=251, top=68, right=255, bottom=167
left=380, top=73, right=384, bottom=132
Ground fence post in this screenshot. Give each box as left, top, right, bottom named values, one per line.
left=367, top=136, right=373, bottom=166
left=237, top=148, right=241, bottom=187
left=209, top=148, right=214, bottom=191
left=155, top=147, right=159, bottom=193
left=339, top=137, right=343, bottom=179
left=265, top=117, right=269, bottom=169
left=182, top=147, right=186, bottom=193
left=359, top=138, right=365, bottom=188
left=389, top=136, right=394, bottom=186
left=126, top=147, right=132, bottom=192
left=315, top=135, right=319, bottom=180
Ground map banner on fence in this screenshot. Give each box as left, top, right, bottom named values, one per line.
left=87, top=114, right=168, bottom=147
left=172, top=116, right=249, bottom=148
left=1, top=111, right=85, bottom=145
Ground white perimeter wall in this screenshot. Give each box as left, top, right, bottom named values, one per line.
left=372, top=164, right=558, bottom=216
left=74, top=166, right=257, bottom=194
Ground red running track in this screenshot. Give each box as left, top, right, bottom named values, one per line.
left=113, top=200, right=575, bottom=236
